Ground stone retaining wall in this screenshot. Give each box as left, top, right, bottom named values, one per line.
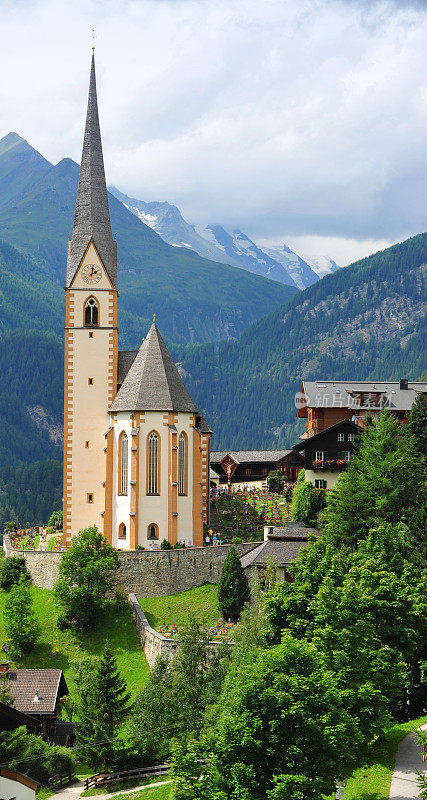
left=3, top=536, right=260, bottom=595
left=128, top=593, right=233, bottom=669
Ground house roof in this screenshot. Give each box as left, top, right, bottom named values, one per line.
left=0, top=701, right=38, bottom=731
left=7, top=669, right=68, bottom=715
left=297, top=380, right=426, bottom=417
left=67, top=54, right=117, bottom=288
left=240, top=537, right=311, bottom=568
left=292, top=419, right=362, bottom=451
left=264, top=522, right=319, bottom=539
left=0, top=768, right=39, bottom=790
left=110, top=323, right=202, bottom=414
left=210, top=450, right=293, bottom=465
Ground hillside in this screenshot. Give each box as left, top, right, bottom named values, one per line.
left=175, top=232, right=427, bottom=448
left=0, top=134, right=296, bottom=345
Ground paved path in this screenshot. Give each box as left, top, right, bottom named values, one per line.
left=49, top=778, right=172, bottom=800
left=389, top=723, right=427, bottom=799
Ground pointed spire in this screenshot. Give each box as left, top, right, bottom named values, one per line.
left=66, top=54, right=117, bottom=287
left=110, top=323, right=201, bottom=413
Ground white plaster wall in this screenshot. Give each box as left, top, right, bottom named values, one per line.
left=138, top=412, right=169, bottom=545
left=0, top=776, right=36, bottom=800
left=112, top=413, right=132, bottom=548
left=176, top=414, right=194, bottom=545
left=305, top=470, right=344, bottom=489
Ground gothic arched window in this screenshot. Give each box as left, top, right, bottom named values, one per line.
left=118, top=432, right=128, bottom=495
left=178, top=431, right=188, bottom=496
left=118, top=522, right=126, bottom=539
left=84, top=297, right=99, bottom=327
left=147, top=432, right=160, bottom=495
left=147, top=523, right=159, bottom=540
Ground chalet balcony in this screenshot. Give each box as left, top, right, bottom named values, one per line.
left=311, top=459, right=350, bottom=472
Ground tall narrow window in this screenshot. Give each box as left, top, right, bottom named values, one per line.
left=178, top=432, right=187, bottom=495
left=84, top=297, right=99, bottom=326
left=148, top=523, right=159, bottom=540
left=118, top=432, right=128, bottom=495
left=118, top=523, right=126, bottom=539
left=148, top=432, right=159, bottom=495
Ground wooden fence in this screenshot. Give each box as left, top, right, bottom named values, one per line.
left=48, top=771, right=75, bottom=790
left=83, top=764, right=170, bottom=791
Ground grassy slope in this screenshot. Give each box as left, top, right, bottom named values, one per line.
left=139, top=584, right=219, bottom=629
left=112, top=786, right=171, bottom=800
left=0, top=587, right=149, bottom=699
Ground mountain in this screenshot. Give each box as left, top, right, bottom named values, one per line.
left=173, top=232, right=426, bottom=449
left=303, top=254, right=341, bottom=279
left=109, top=187, right=311, bottom=288
left=0, top=134, right=296, bottom=345
left=260, top=243, right=320, bottom=289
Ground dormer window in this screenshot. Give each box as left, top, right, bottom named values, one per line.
left=84, top=297, right=99, bottom=327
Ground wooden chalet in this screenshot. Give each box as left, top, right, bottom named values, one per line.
left=1, top=663, right=69, bottom=740
left=292, top=419, right=362, bottom=489
left=296, top=379, right=427, bottom=439
left=210, top=449, right=303, bottom=487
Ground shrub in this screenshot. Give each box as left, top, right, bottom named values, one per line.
left=0, top=556, right=30, bottom=591
left=0, top=726, right=74, bottom=785
left=160, top=539, right=173, bottom=550
left=267, top=470, right=285, bottom=493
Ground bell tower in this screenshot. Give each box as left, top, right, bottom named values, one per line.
left=63, top=53, right=118, bottom=543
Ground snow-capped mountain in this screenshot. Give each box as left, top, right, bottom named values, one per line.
left=260, top=243, right=319, bottom=290
left=303, top=254, right=340, bottom=279
left=109, top=186, right=338, bottom=290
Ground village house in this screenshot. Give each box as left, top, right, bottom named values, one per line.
left=240, top=522, right=318, bottom=586
left=1, top=663, right=68, bottom=740
left=296, top=379, right=427, bottom=439
left=292, top=419, right=362, bottom=490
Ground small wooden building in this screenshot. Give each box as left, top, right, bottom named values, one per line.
left=292, top=419, right=362, bottom=490
left=240, top=522, right=318, bottom=586
left=3, top=665, right=69, bottom=740
left=210, top=449, right=303, bottom=488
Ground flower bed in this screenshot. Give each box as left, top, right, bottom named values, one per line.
left=156, top=619, right=235, bottom=642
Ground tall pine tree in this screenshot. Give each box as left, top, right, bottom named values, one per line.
left=218, top=547, right=250, bottom=622
left=76, top=647, right=130, bottom=770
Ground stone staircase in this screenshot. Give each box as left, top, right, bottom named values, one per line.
left=209, top=502, right=222, bottom=534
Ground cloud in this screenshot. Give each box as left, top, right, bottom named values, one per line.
left=0, top=0, right=426, bottom=263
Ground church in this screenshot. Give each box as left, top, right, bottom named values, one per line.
left=63, top=54, right=212, bottom=549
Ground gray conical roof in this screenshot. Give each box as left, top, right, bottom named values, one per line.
left=66, top=54, right=117, bottom=287
left=110, top=323, right=200, bottom=413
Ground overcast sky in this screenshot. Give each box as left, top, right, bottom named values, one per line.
left=1, top=0, right=426, bottom=264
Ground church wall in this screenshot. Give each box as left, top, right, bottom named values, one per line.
left=112, top=412, right=132, bottom=549
left=176, top=414, right=195, bottom=546
left=137, top=411, right=169, bottom=546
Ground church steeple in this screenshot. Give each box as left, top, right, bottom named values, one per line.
left=66, top=53, right=117, bottom=288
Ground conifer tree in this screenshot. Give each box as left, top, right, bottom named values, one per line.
left=410, top=392, right=427, bottom=457
left=321, top=411, right=421, bottom=547
left=76, top=647, right=130, bottom=770
left=4, top=578, right=39, bottom=655
left=218, top=547, right=250, bottom=622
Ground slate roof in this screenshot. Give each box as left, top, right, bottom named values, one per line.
left=240, top=537, right=311, bottom=569
left=298, top=381, right=427, bottom=414
left=264, top=522, right=319, bottom=539
left=110, top=323, right=201, bottom=414
left=67, top=54, right=117, bottom=288
left=7, top=669, right=68, bottom=715
left=117, top=350, right=138, bottom=386
left=210, top=450, right=293, bottom=465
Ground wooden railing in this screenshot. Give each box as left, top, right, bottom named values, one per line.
left=48, top=771, right=75, bottom=790
left=83, top=764, right=169, bottom=791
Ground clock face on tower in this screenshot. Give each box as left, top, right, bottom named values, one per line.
left=81, top=264, right=102, bottom=285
